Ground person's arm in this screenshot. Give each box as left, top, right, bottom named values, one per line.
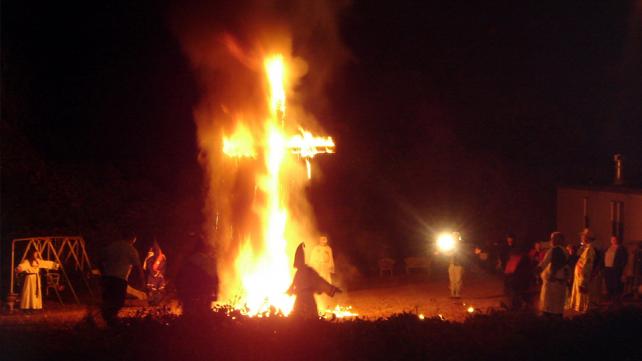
left=537, top=248, right=552, bottom=271
left=38, top=260, right=59, bottom=270
left=313, top=269, right=342, bottom=296
left=615, top=246, right=628, bottom=271
left=287, top=271, right=299, bottom=295
left=16, top=260, right=28, bottom=273
left=131, top=247, right=145, bottom=286
left=328, top=248, right=335, bottom=274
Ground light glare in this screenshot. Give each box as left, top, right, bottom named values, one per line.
left=436, top=233, right=456, bottom=252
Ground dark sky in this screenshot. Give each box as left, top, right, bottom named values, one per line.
left=2, top=1, right=641, bottom=260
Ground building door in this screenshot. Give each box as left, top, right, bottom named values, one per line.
left=610, top=201, right=624, bottom=239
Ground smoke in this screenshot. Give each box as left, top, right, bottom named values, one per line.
left=169, top=0, right=351, bottom=302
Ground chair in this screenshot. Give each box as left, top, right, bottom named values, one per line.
left=378, top=258, right=395, bottom=277
left=45, top=272, right=64, bottom=304
left=404, top=256, right=432, bottom=276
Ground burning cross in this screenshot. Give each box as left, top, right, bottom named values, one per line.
left=223, top=55, right=335, bottom=179
left=223, top=124, right=334, bottom=179
left=217, top=54, right=335, bottom=316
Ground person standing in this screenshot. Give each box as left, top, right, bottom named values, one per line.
left=504, top=242, right=535, bottom=310
left=528, top=241, right=546, bottom=287
left=309, top=235, right=335, bottom=283
left=175, top=240, right=218, bottom=318
left=15, top=249, right=59, bottom=313
left=528, top=241, right=546, bottom=265
left=538, top=232, right=569, bottom=318
left=143, top=241, right=167, bottom=305
left=288, top=243, right=341, bottom=318
left=568, top=229, right=598, bottom=313
left=98, top=233, right=144, bottom=326
left=445, top=232, right=464, bottom=298
left=603, top=236, right=628, bottom=307
left=498, top=234, right=516, bottom=273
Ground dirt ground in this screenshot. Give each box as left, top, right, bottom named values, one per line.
left=6, top=261, right=632, bottom=326
left=329, top=262, right=506, bottom=321
left=0, top=262, right=511, bottom=327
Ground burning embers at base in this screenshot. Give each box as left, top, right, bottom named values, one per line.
left=218, top=53, right=339, bottom=317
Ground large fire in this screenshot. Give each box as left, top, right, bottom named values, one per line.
left=220, top=54, right=336, bottom=316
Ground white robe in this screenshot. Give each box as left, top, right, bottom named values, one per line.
left=16, top=259, right=58, bottom=310
left=569, top=244, right=597, bottom=313
left=310, top=245, right=335, bottom=283
left=538, top=246, right=569, bottom=315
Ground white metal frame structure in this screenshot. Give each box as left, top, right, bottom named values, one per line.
left=10, top=236, right=94, bottom=304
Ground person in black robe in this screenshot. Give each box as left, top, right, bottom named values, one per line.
left=287, top=243, right=341, bottom=318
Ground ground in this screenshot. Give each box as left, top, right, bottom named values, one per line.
left=2, top=263, right=641, bottom=361
left=1, top=260, right=625, bottom=327
left=332, top=261, right=505, bottom=321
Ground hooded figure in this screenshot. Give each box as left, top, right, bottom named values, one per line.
left=288, top=243, right=340, bottom=318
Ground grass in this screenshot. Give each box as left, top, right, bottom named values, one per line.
left=1, top=306, right=641, bottom=361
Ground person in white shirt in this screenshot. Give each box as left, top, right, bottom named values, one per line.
left=603, top=236, right=628, bottom=306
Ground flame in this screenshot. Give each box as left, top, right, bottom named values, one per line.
left=265, top=55, right=286, bottom=124
left=287, top=128, right=335, bottom=179
left=223, top=123, right=256, bottom=158
left=323, top=305, right=358, bottom=319
left=218, top=53, right=336, bottom=317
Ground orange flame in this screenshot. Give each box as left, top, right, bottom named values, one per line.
left=265, top=55, right=286, bottom=125
left=223, top=123, right=256, bottom=158
left=219, top=52, right=337, bottom=317
left=287, top=128, right=335, bottom=179
left=323, top=305, right=358, bottom=319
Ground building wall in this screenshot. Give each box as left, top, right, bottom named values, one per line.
left=557, top=187, right=642, bottom=249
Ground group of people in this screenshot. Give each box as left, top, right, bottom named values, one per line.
left=97, top=233, right=339, bottom=324
left=97, top=234, right=167, bottom=325
left=538, top=229, right=629, bottom=318
left=288, top=238, right=341, bottom=318
left=14, top=237, right=167, bottom=318
left=450, top=229, right=631, bottom=318
left=495, top=229, right=630, bottom=318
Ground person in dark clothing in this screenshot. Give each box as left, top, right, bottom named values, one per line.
left=175, top=240, right=218, bottom=318
left=504, top=242, right=534, bottom=310
left=603, top=236, right=628, bottom=307
left=98, top=234, right=144, bottom=327
left=498, top=234, right=516, bottom=273
left=565, top=243, right=579, bottom=296
left=287, top=243, right=341, bottom=319
left=528, top=241, right=546, bottom=287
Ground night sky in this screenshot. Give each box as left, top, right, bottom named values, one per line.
left=2, top=1, right=641, bottom=271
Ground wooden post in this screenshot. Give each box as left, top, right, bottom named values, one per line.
left=10, top=239, right=16, bottom=295
left=47, top=241, right=80, bottom=304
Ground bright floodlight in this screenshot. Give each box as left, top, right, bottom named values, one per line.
left=436, top=232, right=456, bottom=252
